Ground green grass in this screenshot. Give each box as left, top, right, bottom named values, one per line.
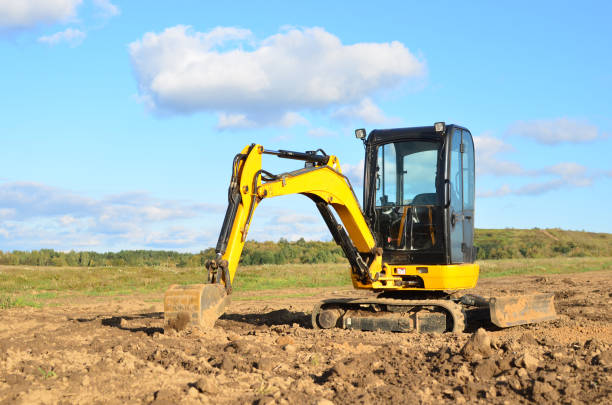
left=478, top=256, right=612, bottom=278
left=231, top=263, right=350, bottom=291
left=0, top=293, right=42, bottom=309
left=0, top=263, right=351, bottom=308
left=37, top=367, right=56, bottom=379
left=0, top=257, right=610, bottom=308
left=475, top=228, right=612, bottom=259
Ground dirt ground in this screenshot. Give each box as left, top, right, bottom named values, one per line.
left=1, top=270, right=610, bottom=405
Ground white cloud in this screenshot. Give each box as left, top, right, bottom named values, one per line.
left=270, top=134, right=292, bottom=143
left=331, top=98, right=396, bottom=124
left=508, top=118, right=605, bottom=144
left=341, top=159, right=364, bottom=186
left=473, top=134, right=526, bottom=176
left=474, top=128, right=606, bottom=198
left=0, top=181, right=224, bottom=251
left=273, top=213, right=319, bottom=225
left=477, top=184, right=512, bottom=198
left=129, top=25, right=425, bottom=127
left=473, top=134, right=512, bottom=156
left=217, top=111, right=307, bottom=130
left=478, top=162, right=594, bottom=198
left=143, top=227, right=212, bottom=248
left=478, top=180, right=564, bottom=198
left=542, top=162, right=590, bottom=186
left=92, top=0, right=119, bottom=17
left=0, top=0, right=82, bottom=29
left=38, top=27, right=85, bottom=46
left=248, top=208, right=329, bottom=242
left=58, top=214, right=77, bottom=225
left=0, top=208, right=16, bottom=220
left=278, top=112, right=309, bottom=128
left=216, top=113, right=256, bottom=130
left=0, top=181, right=96, bottom=218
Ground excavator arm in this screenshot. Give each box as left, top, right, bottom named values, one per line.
left=164, top=144, right=383, bottom=329
left=207, top=144, right=382, bottom=292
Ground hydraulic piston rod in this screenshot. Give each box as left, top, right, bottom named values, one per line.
left=262, top=148, right=330, bottom=165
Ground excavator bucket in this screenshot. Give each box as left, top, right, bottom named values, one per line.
left=488, top=293, right=557, bottom=328
left=163, top=284, right=231, bottom=331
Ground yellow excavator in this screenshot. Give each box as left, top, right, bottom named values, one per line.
left=164, top=123, right=556, bottom=333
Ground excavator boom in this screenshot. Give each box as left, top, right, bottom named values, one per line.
left=165, top=144, right=382, bottom=329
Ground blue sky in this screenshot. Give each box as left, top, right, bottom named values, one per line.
left=1, top=0, right=611, bottom=252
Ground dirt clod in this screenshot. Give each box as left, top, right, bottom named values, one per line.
left=593, top=349, right=612, bottom=366
left=194, top=376, right=218, bottom=394
left=282, top=344, right=297, bottom=353
left=152, top=388, right=179, bottom=405
left=276, top=336, right=294, bottom=346
left=461, top=328, right=493, bottom=360
left=255, top=357, right=274, bottom=371
left=165, top=311, right=190, bottom=332
left=474, top=358, right=498, bottom=380
left=532, top=381, right=559, bottom=402
left=518, top=352, right=540, bottom=370
left=518, top=331, right=538, bottom=346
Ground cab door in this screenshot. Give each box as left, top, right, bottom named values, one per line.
left=448, top=127, right=475, bottom=263
left=461, top=130, right=475, bottom=262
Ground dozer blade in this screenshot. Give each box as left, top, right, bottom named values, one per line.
left=163, top=284, right=231, bottom=331
left=489, top=293, right=557, bottom=328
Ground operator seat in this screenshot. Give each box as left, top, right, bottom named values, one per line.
left=411, top=193, right=438, bottom=206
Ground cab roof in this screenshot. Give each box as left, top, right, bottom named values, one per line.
left=366, top=124, right=466, bottom=145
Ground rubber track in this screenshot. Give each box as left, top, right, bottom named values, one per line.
left=311, top=297, right=466, bottom=333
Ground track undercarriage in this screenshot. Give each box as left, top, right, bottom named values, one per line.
left=312, top=296, right=465, bottom=333
left=311, top=292, right=556, bottom=334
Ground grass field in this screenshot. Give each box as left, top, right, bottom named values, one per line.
left=1, top=256, right=611, bottom=309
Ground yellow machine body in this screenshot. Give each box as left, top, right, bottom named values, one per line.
left=359, top=263, right=479, bottom=291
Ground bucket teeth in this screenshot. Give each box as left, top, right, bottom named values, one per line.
left=163, top=284, right=231, bottom=331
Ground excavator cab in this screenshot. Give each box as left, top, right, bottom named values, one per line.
left=361, top=123, right=476, bottom=266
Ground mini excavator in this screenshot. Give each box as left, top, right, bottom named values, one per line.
left=164, top=123, right=557, bottom=333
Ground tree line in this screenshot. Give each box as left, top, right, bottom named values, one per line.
left=0, top=238, right=345, bottom=267
left=0, top=229, right=609, bottom=267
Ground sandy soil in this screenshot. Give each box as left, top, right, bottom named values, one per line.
left=0, top=270, right=610, bottom=404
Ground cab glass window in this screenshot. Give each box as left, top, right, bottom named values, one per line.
left=376, top=143, right=397, bottom=206
left=462, top=130, right=475, bottom=211
left=375, top=141, right=439, bottom=207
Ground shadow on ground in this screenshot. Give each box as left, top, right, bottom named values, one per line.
left=95, top=312, right=164, bottom=335
left=221, top=309, right=311, bottom=328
